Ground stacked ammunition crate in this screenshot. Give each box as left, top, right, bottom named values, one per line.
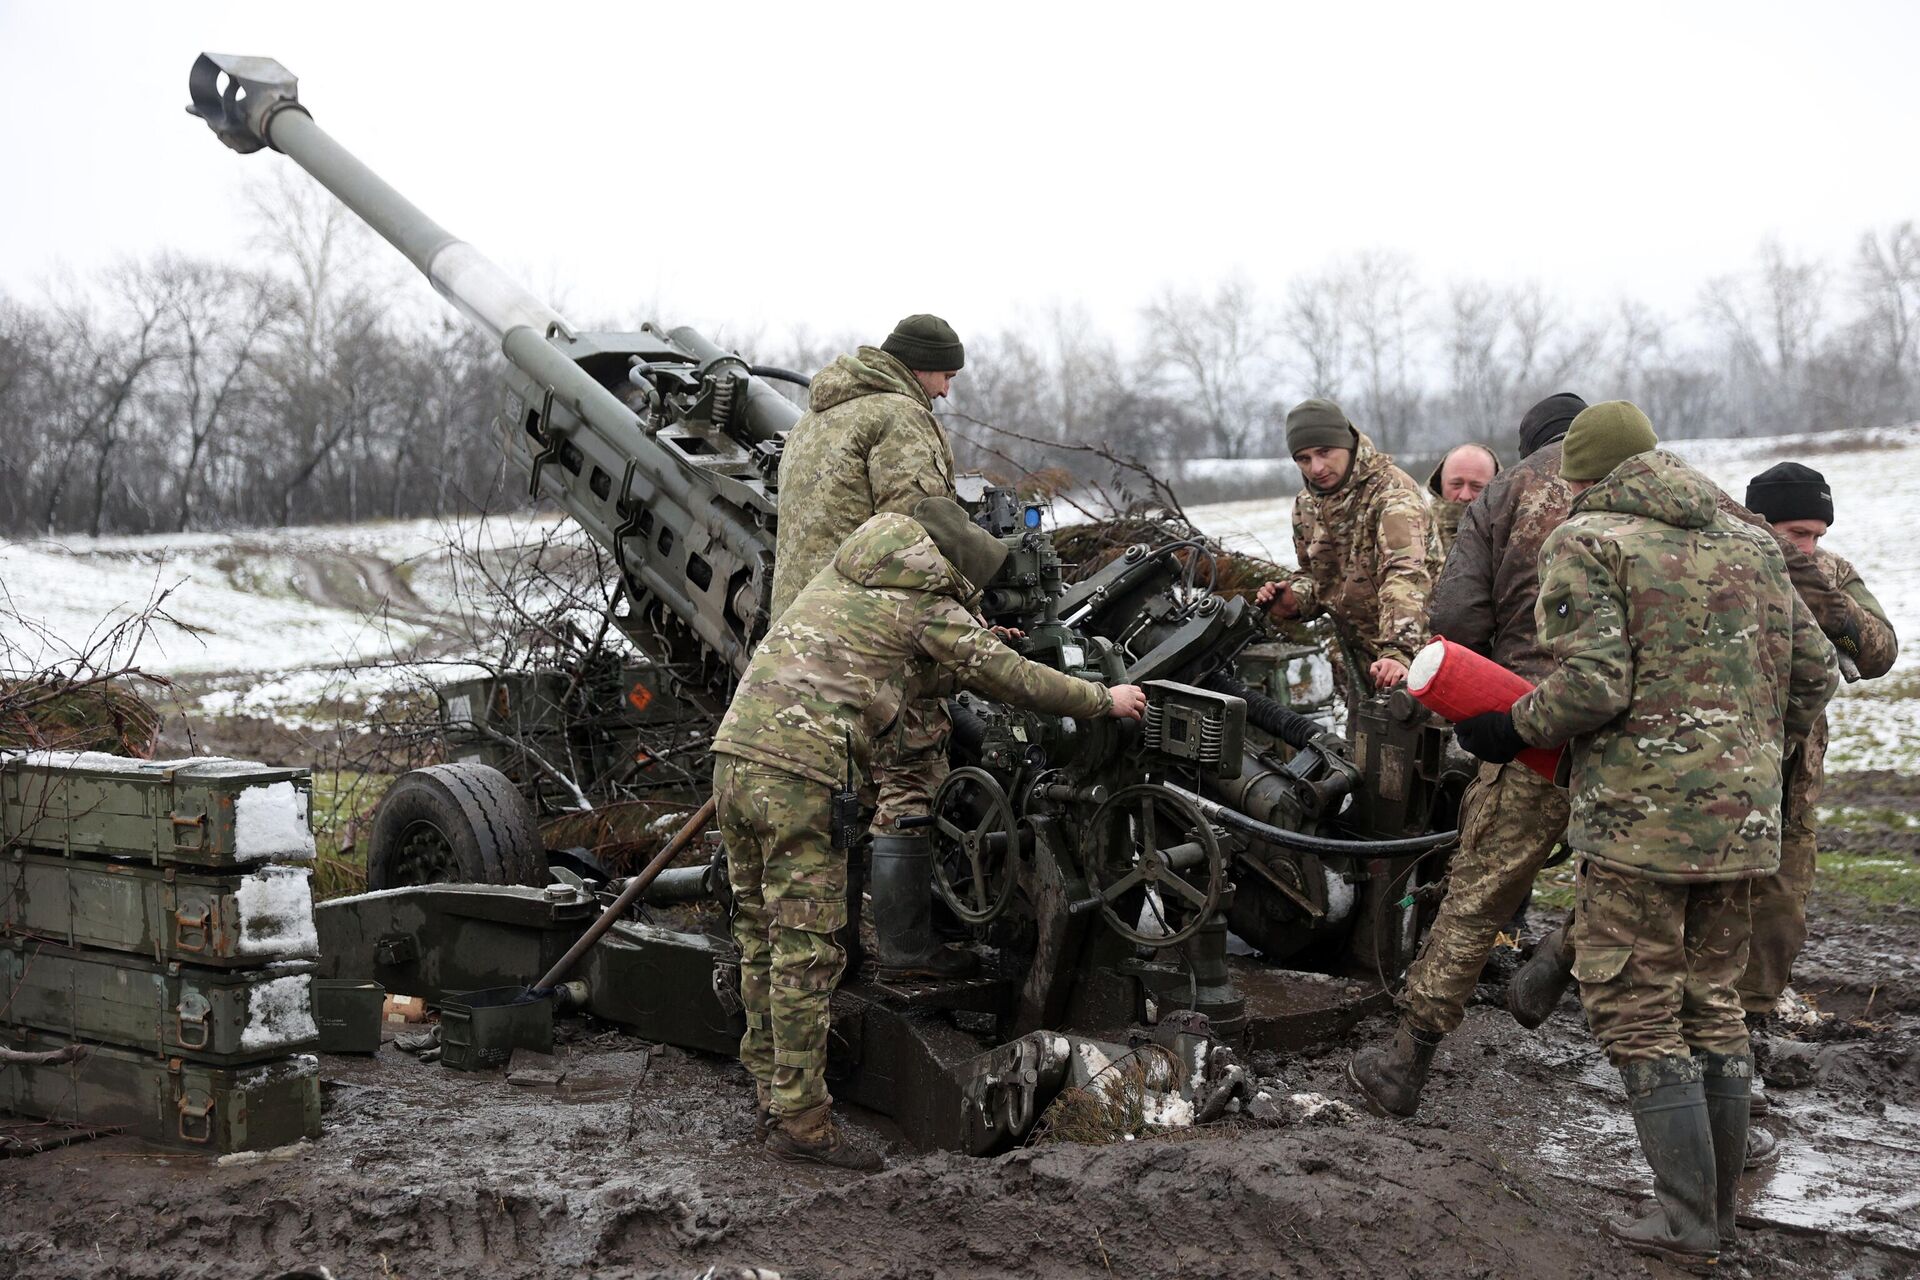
left=0, top=751, right=325, bottom=1153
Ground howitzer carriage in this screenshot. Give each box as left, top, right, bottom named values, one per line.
left=181, top=53, right=1470, bottom=1152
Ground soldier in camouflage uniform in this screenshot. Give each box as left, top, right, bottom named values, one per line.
left=1424, top=442, right=1500, bottom=559
left=1738, top=464, right=1898, bottom=1033
left=714, top=497, right=1146, bottom=1170
left=771, top=314, right=971, bottom=978
left=1348, top=393, right=1583, bottom=1120
left=1256, top=399, right=1441, bottom=697
left=1452, top=403, right=1837, bottom=1266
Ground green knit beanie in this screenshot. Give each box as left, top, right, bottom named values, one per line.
left=912, top=497, right=1008, bottom=590
left=1560, top=401, right=1658, bottom=481
left=1285, top=398, right=1358, bottom=456
left=881, top=314, right=965, bottom=372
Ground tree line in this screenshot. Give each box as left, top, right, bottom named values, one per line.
left=2, top=179, right=1916, bottom=537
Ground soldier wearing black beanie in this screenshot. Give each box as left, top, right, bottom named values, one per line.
left=1745, top=462, right=1835, bottom=529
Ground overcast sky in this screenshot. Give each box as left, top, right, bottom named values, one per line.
left=3, top=1, right=1916, bottom=348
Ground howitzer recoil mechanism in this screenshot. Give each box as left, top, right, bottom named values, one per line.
left=190, top=53, right=1476, bottom=1154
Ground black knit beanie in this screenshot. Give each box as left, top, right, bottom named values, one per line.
left=1745, top=462, right=1834, bottom=527
left=1517, top=392, right=1588, bottom=458
left=881, top=314, right=965, bottom=372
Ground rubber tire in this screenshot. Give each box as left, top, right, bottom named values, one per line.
left=366, top=763, right=546, bottom=889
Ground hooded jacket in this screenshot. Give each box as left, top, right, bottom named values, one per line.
left=770, top=346, right=957, bottom=621
left=1286, top=432, right=1440, bottom=667
left=1511, top=451, right=1838, bottom=883
left=715, top=512, right=1111, bottom=790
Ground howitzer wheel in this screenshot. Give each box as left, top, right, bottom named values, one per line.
left=367, top=763, right=546, bottom=889
left=929, top=767, right=1019, bottom=925
left=1086, top=783, right=1225, bottom=948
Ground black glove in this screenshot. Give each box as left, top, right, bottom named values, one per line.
left=1454, top=710, right=1528, bottom=763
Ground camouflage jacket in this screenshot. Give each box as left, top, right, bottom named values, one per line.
left=715, top=512, right=1112, bottom=791
left=1426, top=442, right=1573, bottom=683
left=1787, top=548, right=1899, bottom=820
left=1510, top=451, right=1838, bottom=883
left=1712, top=489, right=1860, bottom=655
left=770, top=347, right=957, bottom=621
left=1286, top=432, right=1440, bottom=667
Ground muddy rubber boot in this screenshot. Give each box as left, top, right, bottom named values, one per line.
left=1607, top=1059, right=1720, bottom=1268
left=1700, top=1053, right=1753, bottom=1252
left=1507, top=925, right=1575, bottom=1030
left=1346, top=1021, right=1443, bottom=1119
left=766, top=1102, right=885, bottom=1172
left=871, top=833, right=978, bottom=981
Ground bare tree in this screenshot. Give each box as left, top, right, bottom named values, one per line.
left=1140, top=277, right=1279, bottom=459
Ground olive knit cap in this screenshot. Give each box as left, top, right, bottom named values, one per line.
left=881, top=314, right=965, bottom=372
left=1286, top=398, right=1358, bottom=456
left=1560, top=401, right=1658, bottom=481
left=913, top=497, right=1008, bottom=590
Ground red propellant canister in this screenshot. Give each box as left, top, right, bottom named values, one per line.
left=1406, top=638, right=1563, bottom=780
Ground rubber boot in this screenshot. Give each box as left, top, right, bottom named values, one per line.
left=1347, top=1021, right=1443, bottom=1119
left=1699, top=1053, right=1753, bottom=1253
left=871, top=833, right=978, bottom=981
left=1507, top=925, right=1576, bottom=1030
left=1607, top=1057, right=1721, bottom=1268
left=766, top=1101, right=885, bottom=1172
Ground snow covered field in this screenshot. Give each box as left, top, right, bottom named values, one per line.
left=2, top=425, right=1914, bottom=769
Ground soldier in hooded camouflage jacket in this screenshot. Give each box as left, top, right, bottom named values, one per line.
left=714, top=500, right=1144, bottom=1170
left=1735, top=465, right=1898, bottom=1022
left=771, top=321, right=967, bottom=843
left=1454, top=403, right=1837, bottom=1266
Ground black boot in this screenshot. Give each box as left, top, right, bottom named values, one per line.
left=1607, top=1057, right=1720, bottom=1267
left=1347, top=1021, right=1443, bottom=1118
left=1699, top=1053, right=1752, bottom=1253
left=871, top=833, right=978, bottom=981
left=1507, top=925, right=1575, bottom=1029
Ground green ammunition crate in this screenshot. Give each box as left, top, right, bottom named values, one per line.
left=0, top=1026, right=320, bottom=1153
left=440, top=986, right=553, bottom=1071
left=2, top=850, right=318, bottom=968
left=0, top=938, right=317, bottom=1064
left=0, top=751, right=314, bottom=868
left=311, top=978, right=384, bottom=1054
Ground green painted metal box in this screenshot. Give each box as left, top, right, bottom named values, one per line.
left=3, top=850, right=318, bottom=968
left=440, top=986, right=553, bottom=1070
left=1, top=938, right=317, bottom=1064
left=311, top=978, right=384, bottom=1054
left=0, top=1027, right=321, bottom=1153
left=0, top=751, right=314, bottom=868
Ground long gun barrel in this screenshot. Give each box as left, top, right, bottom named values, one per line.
left=186, top=54, right=792, bottom=697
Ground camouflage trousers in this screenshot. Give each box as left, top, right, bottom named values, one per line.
left=870, top=696, right=951, bottom=836
left=714, top=754, right=849, bottom=1119
left=1402, top=760, right=1570, bottom=1034
left=1572, top=860, right=1752, bottom=1067
left=1739, top=730, right=1824, bottom=1016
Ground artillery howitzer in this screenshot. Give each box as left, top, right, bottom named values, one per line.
left=186, top=54, right=1470, bottom=1152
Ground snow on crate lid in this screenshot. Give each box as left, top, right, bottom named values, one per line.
left=1407, top=640, right=1447, bottom=696
left=236, top=864, right=319, bottom=958
left=234, top=780, right=317, bottom=862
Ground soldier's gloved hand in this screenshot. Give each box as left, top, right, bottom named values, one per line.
left=1107, top=684, right=1148, bottom=720
left=1454, top=710, right=1527, bottom=763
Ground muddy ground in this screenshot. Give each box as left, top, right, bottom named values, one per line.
left=5, top=831, right=1919, bottom=1279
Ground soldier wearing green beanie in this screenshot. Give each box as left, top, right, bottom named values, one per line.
left=1559, top=401, right=1659, bottom=484
left=1258, top=398, right=1440, bottom=696
left=769, top=314, right=974, bottom=1025
left=1450, top=396, right=1839, bottom=1266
